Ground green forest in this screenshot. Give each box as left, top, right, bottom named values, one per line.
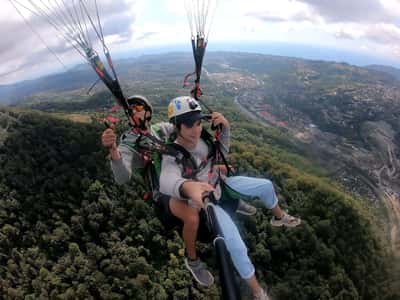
left=0, top=104, right=397, bottom=300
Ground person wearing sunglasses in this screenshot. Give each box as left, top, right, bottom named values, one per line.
left=159, top=96, right=302, bottom=300
left=126, top=96, right=153, bottom=130
left=101, top=95, right=159, bottom=165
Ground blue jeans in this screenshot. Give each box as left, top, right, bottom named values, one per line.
left=213, top=175, right=279, bottom=279
left=225, top=176, right=278, bottom=209
left=212, top=203, right=255, bottom=279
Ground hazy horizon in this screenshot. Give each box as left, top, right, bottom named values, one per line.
left=1, top=41, right=399, bottom=88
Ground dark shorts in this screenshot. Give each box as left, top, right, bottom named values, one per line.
left=154, top=194, right=213, bottom=243
left=154, top=194, right=183, bottom=230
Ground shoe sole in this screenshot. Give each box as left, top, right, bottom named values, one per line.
left=271, top=220, right=301, bottom=227
left=184, top=259, right=214, bottom=287
left=236, top=209, right=257, bottom=216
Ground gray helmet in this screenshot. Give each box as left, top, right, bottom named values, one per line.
left=127, top=95, right=153, bottom=115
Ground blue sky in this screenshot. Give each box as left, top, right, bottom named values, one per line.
left=2, top=0, right=400, bottom=84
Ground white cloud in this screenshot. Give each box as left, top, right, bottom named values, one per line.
left=166, top=0, right=186, bottom=16
left=3, top=0, right=400, bottom=84
left=233, top=0, right=400, bottom=59
left=380, top=0, right=400, bottom=17
left=364, top=23, right=400, bottom=43
left=335, top=30, right=357, bottom=40
left=297, top=0, right=393, bottom=23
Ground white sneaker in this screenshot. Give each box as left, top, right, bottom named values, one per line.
left=254, top=288, right=270, bottom=300
left=270, top=212, right=301, bottom=227
left=236, top=199, right=257, bottom=216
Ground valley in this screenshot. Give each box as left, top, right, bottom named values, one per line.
left=210, top=58, right=400, bottom=257
left=5, top=54, right=400, bottom=254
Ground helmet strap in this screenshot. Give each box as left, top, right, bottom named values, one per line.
left=131, top=110, right=151, bottom=131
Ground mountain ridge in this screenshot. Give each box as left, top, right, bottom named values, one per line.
left=2, top=51, right=400, bottom=105
left=3, top=51, right=400, bottom=275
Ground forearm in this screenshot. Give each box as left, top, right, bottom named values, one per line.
left=109, top=146, right=121, bottom=161
left=179, top=180, right=197, bottom=199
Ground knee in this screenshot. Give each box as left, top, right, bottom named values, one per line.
left=260, top=179, right=275, bottom=196
left=261, top=178, right=273, bottom=189
left=225, top=236, right=247, bottom=255
left=224, top=237, right=254, bottom=279
left=221, top=225, right=248, bottom=257
left=260, top=179, right=278, bottom=209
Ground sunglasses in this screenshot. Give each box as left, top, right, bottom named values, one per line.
left=131, top=104, right=145, bottom=112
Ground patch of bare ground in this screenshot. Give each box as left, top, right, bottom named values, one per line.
left=0, top=111, right=21, bottom=146
left=51, top=113, right=92, bottom=123
left=383, top=191, right=400, bottom=257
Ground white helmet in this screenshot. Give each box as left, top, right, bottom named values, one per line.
left=168, top=96, right=207, bottom=125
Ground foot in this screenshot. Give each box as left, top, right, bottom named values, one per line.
left=254, top=288, right=270, bottom=300
left=184, top=258, right=214, bottom=287
left=236, top=199, right=257, bottom=216
left=270, top=212, right=301, bottom=227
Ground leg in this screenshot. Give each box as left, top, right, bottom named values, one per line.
left=271, top=204, right=285, bottom=218
left=169, top=198, right=214, bottom=287
left=247, top=275, right=269, bottom=299
left=169, top=198, right=199, bottom=259
left=212, top=204, right=266, bottom=297
left=225, top=176, right=301, bottom=227
left=246, top=275, right=262, bottom=293
left=225, top=176, right=278, bottom=209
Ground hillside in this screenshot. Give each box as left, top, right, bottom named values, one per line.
left=210, top=53, right=400, bottom=257
left=0, top=107, right=395, bottom=299
left=8, top=52, right=400, bottom=258
left=0, top=53, right=193, bottom=106
left=1, top=51, right=400, bottom=297
left=366, top=64, right=400, bottom=81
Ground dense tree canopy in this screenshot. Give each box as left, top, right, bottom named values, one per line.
left=0, top=108, right=395, bottom=299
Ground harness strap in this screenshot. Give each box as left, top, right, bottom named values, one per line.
left=202, top=128, right=232, bottom=177
left=134, top=128, right=232, bottom=201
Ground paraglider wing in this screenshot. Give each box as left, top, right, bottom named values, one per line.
left=9, top=0, right=131, bottom=117
left=184, top=0, right=217, bottom=102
